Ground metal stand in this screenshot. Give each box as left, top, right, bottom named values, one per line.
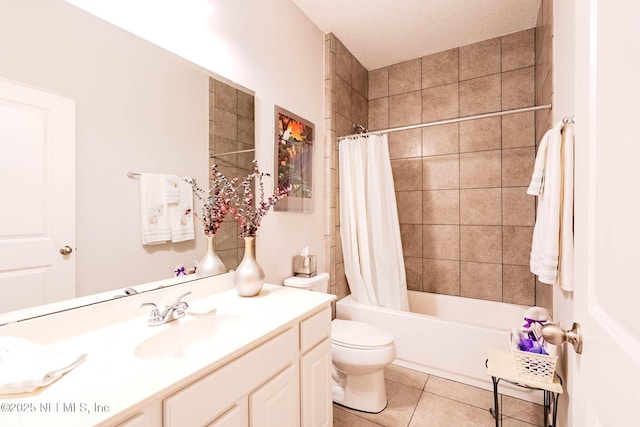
left=486, top=350, right=563, bottom=427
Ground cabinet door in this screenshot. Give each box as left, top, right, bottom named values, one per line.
left=250, top=364, right=299, bottom=427
left=300, top=339, right=332, bottom=427
left=207, top=399, right=248, bottom=427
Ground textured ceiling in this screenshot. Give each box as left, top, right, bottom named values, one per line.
left=292, top=0, right=541, bottom=70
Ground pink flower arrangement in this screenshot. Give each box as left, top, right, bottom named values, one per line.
left=190, top=165, right=237, bottom=236
left=230, top=160, right=291, bottom=238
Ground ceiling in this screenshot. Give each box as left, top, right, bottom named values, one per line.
left=292, top=0, right=541, bottom=70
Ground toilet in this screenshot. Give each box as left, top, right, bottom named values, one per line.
left=283, top=272, right=396, bottom=413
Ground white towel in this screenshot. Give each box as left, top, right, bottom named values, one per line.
left=0, top=337, right=87, bottom=394
left=528, top=121, right=574, bottom=291
left=170, top=177, right=195, bottom=242
left=140, top=173, right=171, bottom=245
left=163, top=174, right=180, bottom=204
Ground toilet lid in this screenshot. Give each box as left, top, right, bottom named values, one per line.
left=331, top=319, right=394, bottom=349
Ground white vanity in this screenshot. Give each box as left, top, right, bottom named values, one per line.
left=0, top=273, right=335, bottom=426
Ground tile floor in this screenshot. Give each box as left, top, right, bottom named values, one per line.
left=333, top=364, right=545, bottom=427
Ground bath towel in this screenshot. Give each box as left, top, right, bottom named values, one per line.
left=528, top=121, right=574, bottom=291
left=140, top=173, right=172, bottom=245
left=0, top=337, right=87, bottom=394
left=169, top=177, right=195, bottom=242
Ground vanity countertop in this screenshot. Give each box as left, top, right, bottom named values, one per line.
left=0, top=282, right=335, bottom=426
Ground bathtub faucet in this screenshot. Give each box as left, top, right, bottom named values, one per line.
left=140, top=291, right=191, bottom=326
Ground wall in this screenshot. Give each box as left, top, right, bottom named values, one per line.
left=0, top=0, right=210, bottom=297
left=365, top=30, right=544, bottom=307
left=324, top=35, right=369, bottom=301
left=61, top=0, right=327, bottom=286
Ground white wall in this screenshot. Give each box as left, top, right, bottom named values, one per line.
left=552, top=1, right=575, bottom=425
left=0, top=0, right=211, bottom=297
left=65, top=0, right=327, bottom=284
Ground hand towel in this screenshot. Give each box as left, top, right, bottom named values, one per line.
left=140, top=173, right=171, bottom=245
left=170, top=177, right=195, bottom=242
left=528, top=121, right=574, bottom=291
left=163, top=174, right=180, bottom=204
left=0, top=337, right=87, bottom=394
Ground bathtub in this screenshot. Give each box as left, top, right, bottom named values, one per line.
left=336, top=290, right=543, bottom=403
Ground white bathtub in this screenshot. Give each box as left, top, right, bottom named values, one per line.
left=336, top=290, right=542, bottom=403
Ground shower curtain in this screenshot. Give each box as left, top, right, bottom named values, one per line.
left=339, top=134, right=409, bottom=311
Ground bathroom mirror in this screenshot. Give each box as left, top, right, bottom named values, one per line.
left=0, top=0, right=255, bottom=320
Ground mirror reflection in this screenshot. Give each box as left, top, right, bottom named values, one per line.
left=0, top=0, right=255, bottom=317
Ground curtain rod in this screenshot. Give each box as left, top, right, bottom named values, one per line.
left=340, top=104, right=554, bottom=139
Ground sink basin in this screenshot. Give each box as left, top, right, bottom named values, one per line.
left=134, top=313, right=248, bottom=360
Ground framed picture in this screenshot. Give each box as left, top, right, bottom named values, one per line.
left=274, top=105, right=314, bottom=212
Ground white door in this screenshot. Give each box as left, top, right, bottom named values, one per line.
left=571, top=0, right=640, bottom=425
left=0, top=78, right=75, bottom=313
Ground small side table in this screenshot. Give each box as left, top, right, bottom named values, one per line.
left=486, top=350, right=563, bottom=427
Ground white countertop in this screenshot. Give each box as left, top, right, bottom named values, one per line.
left=0, top=282, right=334, bottom=426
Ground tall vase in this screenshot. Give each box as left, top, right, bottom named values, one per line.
left=196, top=235, right=226, bottom=278
left=234, top=236, right=265, bottom=297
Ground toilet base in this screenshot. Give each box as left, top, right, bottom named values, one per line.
left=332, top=369, right=387, bottom=413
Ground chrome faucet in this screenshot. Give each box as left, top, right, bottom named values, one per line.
left=141, top=291, right=191, bottom=326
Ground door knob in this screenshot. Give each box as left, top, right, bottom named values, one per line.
left=541, top=322, right=583, bottom=354
left=59, top=245, right=73, bottom=255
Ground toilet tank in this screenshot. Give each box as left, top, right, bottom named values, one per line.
left=283, top=272, right=330, bottom=292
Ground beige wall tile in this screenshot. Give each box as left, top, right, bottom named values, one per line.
left=369, top=67, right=389, bottom=99
left=368, top=97, right=389, bottom=131
left=209, top=91, right=216, bottom=121
left=422, top=123, right=459, bottom=156
left=215, top=80, right=237, bottom=113
left=237, top=117, right=254, bottom=145
left=389, top=90, right=422, bottom=127
left=502, top=147, right=535, bottom=187
left=502, top=187, right=535, bottom=226
left=400, top=224, right=422, bottom=258
left=501, top=29, right=535, bottom=72
left=237, top=91, right=254, bottom=119
left=459, top=116, right=501, bottom=152
left=422, top=83, right=459, bottom=123
left=460, top=188, right=502, bottom=225
left=396, top=191, right=423, bottom=224
left=423, top=154, right=460, bottom=190
left=389, top=58, right=422, bottom=96
left=460, top=150, right=501, bottom=188
left=214, top=108, right=237, bottom=140
left=215, top=221, right=239, bottom=251
left=352, top=89, right=368, bottom=128
left=535, top=279, right=553, bottom=313
left=335, top=113, right=352, bottom=137
left=334, top=76, right=352, bottom=118
left=503, top=226, right=533, bottom=265
left=422, top=259, right=460, bottom=295
left=422, top=48, right=459, bottom=89
left=460, top=225, right=502, bottom=263
left=460, top=262, right=503, bottom=301
left=389, top=129, right=421, bottom=159
left=502, top=112, right=535, bottom=148
left=459, top=38, right=501, bottom=81
left=459, top=74, right=501, bottom=116
left=405, top=257, right=423, bottom=291
left=335, top=38, right=352, bottom=85
left=335, top=262, right=350, bottom=300
left=423, top=225, right=459, bottom=260
left=503, top=265, right=535, bottom=305
left=392, top=158, right=422, bottom=191
left=423, top=190, right=460, bottom=225
left=502, top=67, right=535, bottom=110
left=351, top=59, right=367, bottom=97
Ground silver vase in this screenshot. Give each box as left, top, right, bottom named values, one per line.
left=234, top=236, right=265, bottom=297
left=196, top=235, right=226, bottom=278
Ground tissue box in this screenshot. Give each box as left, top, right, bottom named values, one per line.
left=293, top=255, right=317, bottom=277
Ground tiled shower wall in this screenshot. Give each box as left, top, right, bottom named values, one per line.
left=324, top=6, right=553, bottom=310
left=208, top=77, right=256, bottom=269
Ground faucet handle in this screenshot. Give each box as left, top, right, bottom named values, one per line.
left=175, top=291, right=192, bottom=303
left=140, top=302, right=158, bottom=312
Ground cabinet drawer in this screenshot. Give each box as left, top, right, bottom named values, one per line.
left=164, top=327, right=297, bottom=427
left=300, top=307, right=331, bottom=353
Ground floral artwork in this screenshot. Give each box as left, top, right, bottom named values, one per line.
left=274, top=106, right=314, bottom=212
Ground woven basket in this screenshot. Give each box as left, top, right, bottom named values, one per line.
left=511, top=348, right=558, bottom=383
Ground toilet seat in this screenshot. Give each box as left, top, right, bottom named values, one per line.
left=331, top=319, right=394, bottom=350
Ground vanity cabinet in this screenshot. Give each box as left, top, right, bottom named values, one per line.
left=160, top=306, right=332, bottom=427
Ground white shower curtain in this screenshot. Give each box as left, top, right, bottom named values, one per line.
left=339, top=134, right=409, bottom=311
